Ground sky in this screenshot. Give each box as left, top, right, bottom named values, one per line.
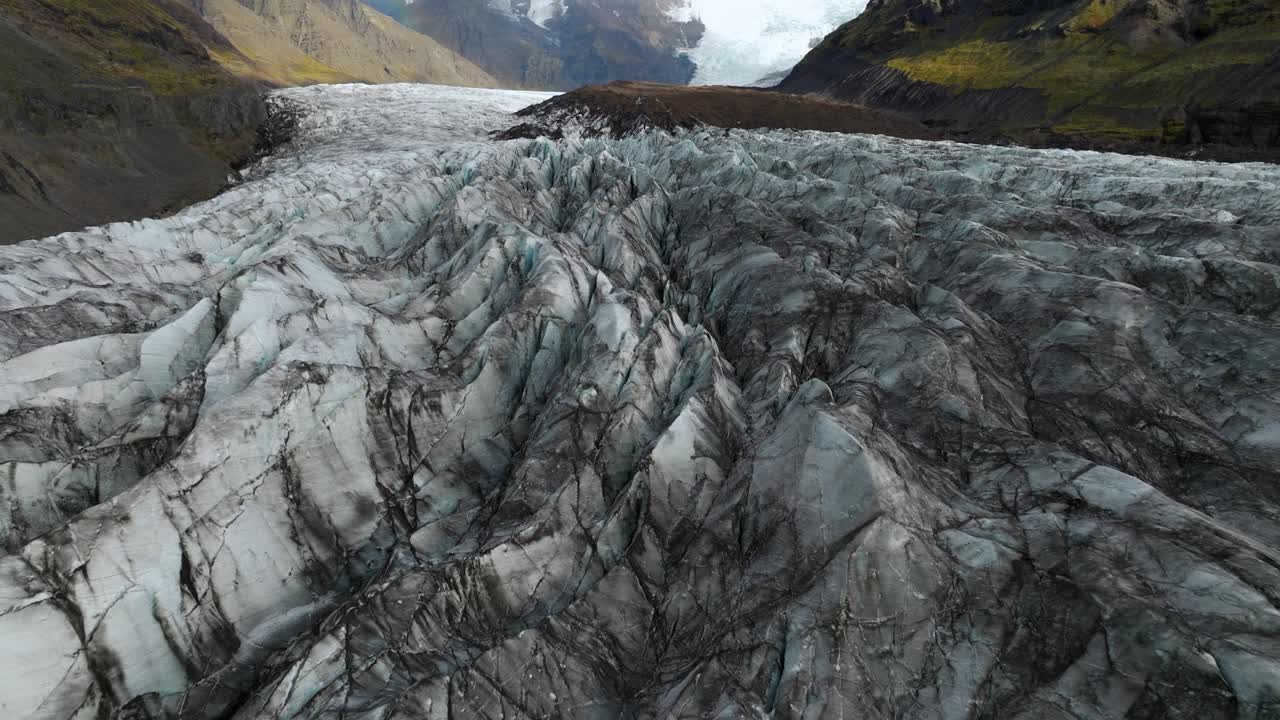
left=673, top=0, right=863, bottom=85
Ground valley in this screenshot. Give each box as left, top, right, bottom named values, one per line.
left=0, top=82, right=1277, bottom=718
left=1, top=2, right=1279, bottom=718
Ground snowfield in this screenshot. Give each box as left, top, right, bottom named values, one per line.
left=1, top=83, right=1280, bottom=719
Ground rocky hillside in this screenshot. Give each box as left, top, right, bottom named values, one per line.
left=0, top=0, right=500, bottom=244
left=780, top=0, right=1280, bottom=153
left=193, top=0, right=496, bottom=87
left=375, top=0, right=704, bottom=89
left=0, top=0, right=265, bottom=244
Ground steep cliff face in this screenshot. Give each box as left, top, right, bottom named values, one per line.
left=378, top=0, right=703, bottom=89
left=780, top=0, right=1280, bottom=153
left=0, top=0, right=265, bottom=244
left=194, top=0, right=497, bottom=87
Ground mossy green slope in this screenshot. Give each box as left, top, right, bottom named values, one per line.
left=782, top=0, right=1280, bottom=151
left=0, top=0, right=265, bottom=242
left=192, top=0, right=495, bottom=88
left=0, top=0, right=250, bottom=97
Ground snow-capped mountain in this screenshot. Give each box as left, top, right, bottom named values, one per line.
left=369, top=0, right=703, bottom=88
left=490, top=0, right=565, bottom=27
left=677, top=0, right=859, bottom=85
left=1, top=82, right=1278, bottom=719
left=367, top=0, right=856, bottom=88
left=482, top=0, right=861, bottom=86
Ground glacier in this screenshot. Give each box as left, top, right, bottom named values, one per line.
left=0, top=82, right=1279, bottom=719
left=674, top=0, right=857, bottom=85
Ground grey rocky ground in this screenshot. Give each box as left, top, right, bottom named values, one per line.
left=0, top=83, right=1279, bottom=719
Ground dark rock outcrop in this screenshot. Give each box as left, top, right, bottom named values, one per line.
left=504, top=80, right=941, bottom=139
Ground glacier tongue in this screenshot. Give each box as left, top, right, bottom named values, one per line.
left=679, top=0, right=856, bottom=85
left=1, top=83, right=1280, bottom=719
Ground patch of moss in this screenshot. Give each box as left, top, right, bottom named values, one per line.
left=0, top=0, right=242, bottom=96
left=1047, top=114, right=1188, bottom=144
left=1063, top=0, right=1124, bottom=32
left=1024, top=37, right=1176, bottom=110
left=1052, top=114, right=1162, bottom=140
left=1161, top=118, right=1187, bottom=142
left=885, top=35, right=1171, bottom=112
left=209, top=47, right=355, bottom=87
left=1089, top=24, right=1276, bottom=108
left=101, top=48, right=231, bottom=95
left=886, top=39, right=1026, bottom=90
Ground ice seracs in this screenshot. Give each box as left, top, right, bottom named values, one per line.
left=0, top=82, right=1278, bottom=719
left=676, top=0, right=858, bottom=85
left=491, top=0, right=564, bottom=26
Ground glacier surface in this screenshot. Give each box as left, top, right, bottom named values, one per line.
left=1, top=83, right=1279, bottom=719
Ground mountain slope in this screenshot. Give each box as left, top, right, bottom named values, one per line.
left=0, top=0, right=264, bottom=244
left=780, top=0, right=1280, bottom=152
left=194, top=0, right=497, bottom=87
left=378, top=0, right=703, bottom=89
